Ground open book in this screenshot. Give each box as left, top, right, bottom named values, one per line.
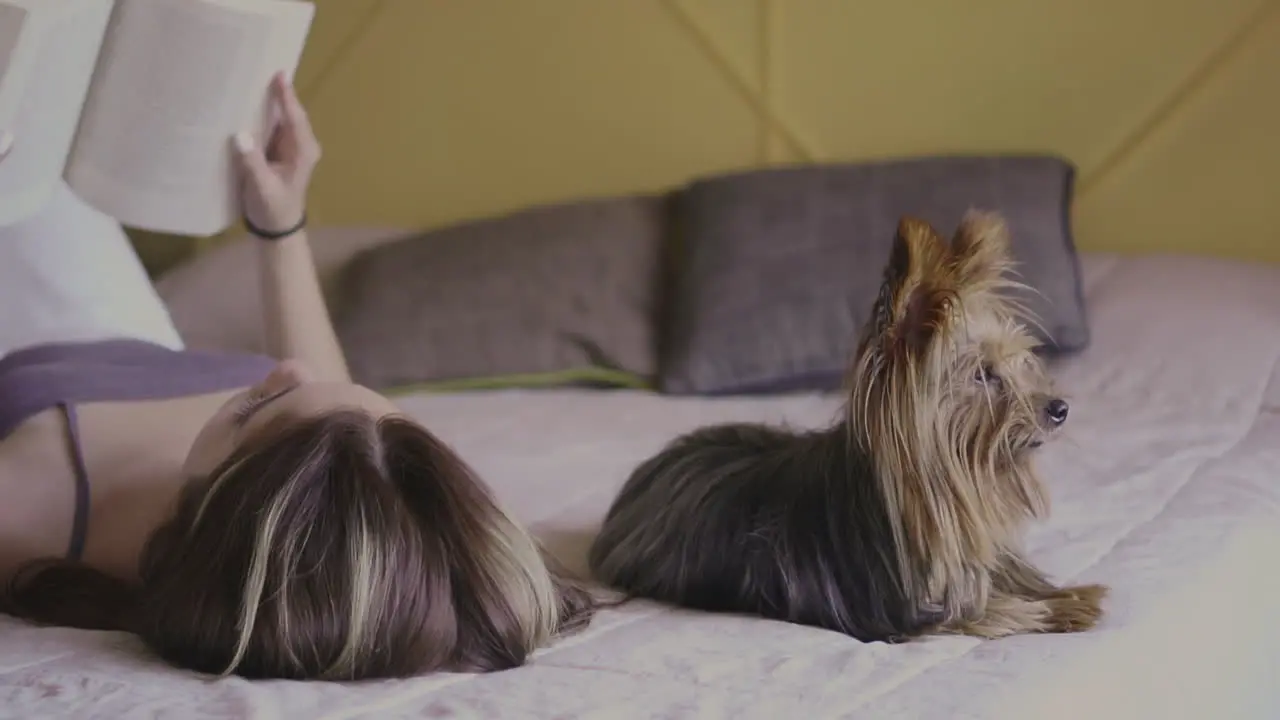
left=0, top=0, right=314, bottom=236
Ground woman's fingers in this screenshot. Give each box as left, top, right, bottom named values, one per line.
left=233, top=132, right=274, bottom=191
left=272, top=72, right=321, bottom=169
left=227, top=73, right=319, bottom=231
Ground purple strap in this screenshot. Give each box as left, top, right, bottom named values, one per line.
left=58, top=403, right=91, bottom=561
left=0, top=340, right=277, bottom=561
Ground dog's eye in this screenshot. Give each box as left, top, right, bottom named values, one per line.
left=976, top=364, right=1002, bottom=386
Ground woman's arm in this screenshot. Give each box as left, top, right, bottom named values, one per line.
left=255, top=230, right=350, bottom=382
left=233, top=74, right=350, bottom=382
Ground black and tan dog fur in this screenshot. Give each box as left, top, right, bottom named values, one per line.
left=588, top=211, right=1106, bottom=642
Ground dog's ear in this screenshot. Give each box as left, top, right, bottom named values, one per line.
left=950, top=210, right=1012, bottom=285
left=873, top=216, right=952, bottom=351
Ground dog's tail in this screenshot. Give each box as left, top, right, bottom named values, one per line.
left=543, top=551, right=630, bottom=637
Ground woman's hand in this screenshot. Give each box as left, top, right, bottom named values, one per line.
left=233, top=72, right=321, bottom=234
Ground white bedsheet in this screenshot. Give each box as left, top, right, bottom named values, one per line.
left=3, top=253, right=1279, bottom=719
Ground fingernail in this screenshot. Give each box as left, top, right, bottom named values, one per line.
left=233, top=131, right=254, bottom=153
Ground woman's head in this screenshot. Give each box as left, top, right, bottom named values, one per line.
left=5, top=362, right=596, bottom=680
left=182, top=358, right=396, bottom=479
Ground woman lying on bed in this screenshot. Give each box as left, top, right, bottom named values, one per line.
left=0, top=73, right=594, bottom=681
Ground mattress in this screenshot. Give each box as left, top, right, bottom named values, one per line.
left=3, top=252, right=1280, bottom=719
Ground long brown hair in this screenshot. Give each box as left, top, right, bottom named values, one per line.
left=2, top=410, right=595, bottom=680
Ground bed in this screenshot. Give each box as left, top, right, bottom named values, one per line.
left=1, top=245, right=1278, bottom=719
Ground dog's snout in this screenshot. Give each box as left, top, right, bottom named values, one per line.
left=1045, top=398, right=1069, bottom=426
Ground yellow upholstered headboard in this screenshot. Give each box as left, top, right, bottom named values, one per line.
left=134, top=0, right=1280, bottom=273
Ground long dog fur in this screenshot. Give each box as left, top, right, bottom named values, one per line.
left=588, top=212, right=1106, bottom=641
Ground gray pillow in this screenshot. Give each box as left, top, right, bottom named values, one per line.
left=658, top=156, right=1088, bottom=396
left=335, top=195, right=668, bottom=391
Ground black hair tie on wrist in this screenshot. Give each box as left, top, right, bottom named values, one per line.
left=244, top=212, right=306, bottom=241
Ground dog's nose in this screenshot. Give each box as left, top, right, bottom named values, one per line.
left=1045, top=398, right=1069, bottom=426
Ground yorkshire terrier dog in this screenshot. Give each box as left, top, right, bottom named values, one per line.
left=588, top=211, right=1106, bottom=642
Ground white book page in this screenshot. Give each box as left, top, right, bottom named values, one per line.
left=0, top=0, right=30, bottom=119
left=234, top=0, right=314, bottom=144
left=0, top=0, right=33, bottom=132
left=0, top=0, right=113, bottom=226
left=66, top=0, right=314, bottom=237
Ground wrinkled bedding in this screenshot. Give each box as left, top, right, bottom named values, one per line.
left=3, top=253, right=1279, bottom=719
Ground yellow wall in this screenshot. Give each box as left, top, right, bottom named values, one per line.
left=282, top=0, right=1280, bottom=264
